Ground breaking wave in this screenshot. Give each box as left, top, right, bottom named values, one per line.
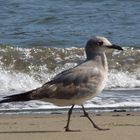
left=0, top=45, right=139, bottom=93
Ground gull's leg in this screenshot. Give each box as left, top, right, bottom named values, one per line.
left=81, top=105, right=109, bottom=131
left=64, top=105, right=75, bottom=131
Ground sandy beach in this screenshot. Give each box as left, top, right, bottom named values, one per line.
left=0, top=112, right=140, bottom=140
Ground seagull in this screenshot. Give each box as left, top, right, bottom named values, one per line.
left=0, top=36, right=123, bottom=131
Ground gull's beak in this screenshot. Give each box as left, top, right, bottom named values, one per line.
left=106, top=44, right=123, bottom=51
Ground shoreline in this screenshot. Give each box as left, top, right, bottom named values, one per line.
left=0, top=112, right=140, bottom=140
left=1, top=88, right=140, bottom=115
left=1, top=105, right=140, bottom=115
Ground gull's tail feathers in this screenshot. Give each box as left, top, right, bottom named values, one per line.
left=0, top=89, right=36, bottom=104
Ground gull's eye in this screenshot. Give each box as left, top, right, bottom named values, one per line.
left=97, top=41, right=103, bottom=46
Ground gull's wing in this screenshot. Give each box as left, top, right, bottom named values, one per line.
left=0, top=60, right=101, bottom=103
left=32, top=60, right=101, bottom=99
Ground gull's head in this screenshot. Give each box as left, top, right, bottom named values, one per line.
left=85, top=36, right=123, bottom=59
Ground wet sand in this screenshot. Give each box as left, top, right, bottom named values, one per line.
left=0, top=112, right=140, bottom=140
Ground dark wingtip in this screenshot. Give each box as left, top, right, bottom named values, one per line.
left=0, top=90, right=35, bottom=104
left=0, top=98, right=12, bottom=104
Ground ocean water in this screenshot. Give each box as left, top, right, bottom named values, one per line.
left=0, top=0, right=140, bottom=114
